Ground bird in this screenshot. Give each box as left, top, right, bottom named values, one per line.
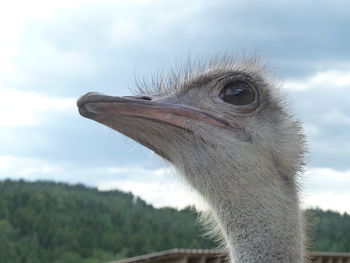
left=77, top=55, right=306, bottom=263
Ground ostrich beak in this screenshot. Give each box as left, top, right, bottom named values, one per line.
left=77, top=92, right=229, bottom=130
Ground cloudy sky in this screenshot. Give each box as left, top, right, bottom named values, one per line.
left=1, top=0, right=349, bottom=213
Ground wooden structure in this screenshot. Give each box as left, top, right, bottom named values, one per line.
left=109, top=249, right=350, bottom=263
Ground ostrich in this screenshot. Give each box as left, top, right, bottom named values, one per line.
left=77, top=56, right=306, bottom=263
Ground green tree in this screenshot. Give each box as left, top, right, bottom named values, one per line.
left=0, top=180, right=349, bottom=263
left=0, top=219, right=19, bottom=263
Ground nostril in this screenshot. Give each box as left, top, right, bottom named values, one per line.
left=124, top=95, right=152, bottom=101
left=139, top=96, right=152, bottom=101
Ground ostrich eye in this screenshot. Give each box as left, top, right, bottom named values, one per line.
left=219, top=81, right=255, bottom=105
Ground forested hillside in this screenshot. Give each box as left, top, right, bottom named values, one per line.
left=0, top=180, right=349, bottom=263
left=306, top=209, right=350, bottom=252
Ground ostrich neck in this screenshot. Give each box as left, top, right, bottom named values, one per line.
left=199, top=170, right=304, bottom=263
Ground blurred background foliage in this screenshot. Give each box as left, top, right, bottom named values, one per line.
left=0, top=180, right=349, bottom=263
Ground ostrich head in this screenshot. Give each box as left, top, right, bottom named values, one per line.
left=77, top=57, right=306, bottom=263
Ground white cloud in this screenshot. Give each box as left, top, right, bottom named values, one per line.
left=322, top=109, right=350, bottom=125
left=285, top=69, right=350, bottom=90
left=0, top=88, right=75, bottom=127
left=109, top=19, right=141, bottom=43
left=0, top=154, right=204, bottom=209
left=304, top=167, right=350, bottom=189
left=284, top=68, right=350, bottom=169
left=0, top=155, right=61, bottom=178
left=99, top=165, right=203, bottom=209
left=100, top=166, right=350, bottom=213
left=0, top=154, right=349, bottom=212
left=302, top=123, right=320, bottom=137
left=0, top=0, right=349, bottom=216
left=0, top=0, right=86, bottom=79
left=18, top=40, right=98, bottom=78
left=107, top=166, right=172, bottom=178
left=303, top=167, right=350, bottom=213
left=303, top=192, right=350, bottom=214
left=98, top=179, right=201, bottom=209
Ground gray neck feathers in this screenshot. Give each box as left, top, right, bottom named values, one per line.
left=211, top=177, right=304, bottom=263
left=176, top=146, right=304, bottom=263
